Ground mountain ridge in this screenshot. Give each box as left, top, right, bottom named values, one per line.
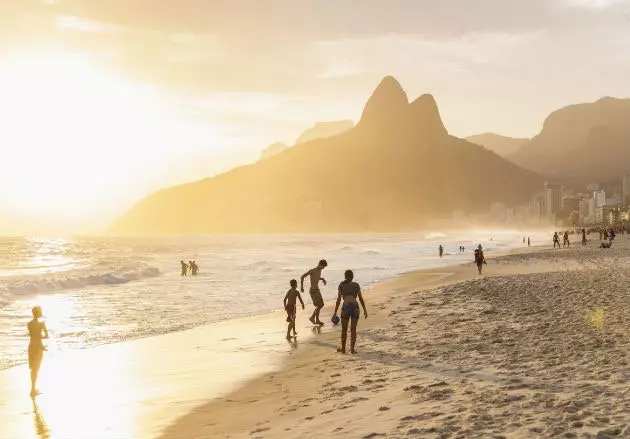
left=108, top=76, right=543, bottom=235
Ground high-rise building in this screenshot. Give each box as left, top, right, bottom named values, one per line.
left=622, top=174, right=630, bottom=206
left=594, top=189, right=606, bottom=208
left=545, top=182, right=563, bottom=219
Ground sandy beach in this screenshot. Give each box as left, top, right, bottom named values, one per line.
left=4, top=237, right=630, bottom=439
left=158, top=238, right=630, bottom=439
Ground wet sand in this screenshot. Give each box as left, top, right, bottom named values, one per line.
left=158, top=238, right=630, bottom=439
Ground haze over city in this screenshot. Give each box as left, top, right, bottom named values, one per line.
left=1, top=0, right=629, bottom=234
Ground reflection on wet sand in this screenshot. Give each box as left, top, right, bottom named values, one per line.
left=32, top=399, right=50, bottom=439
left=1, top=310, right=311, bottom=439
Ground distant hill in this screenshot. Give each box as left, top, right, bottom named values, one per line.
left=466, top=133, right=528, bottom=157
left=296, top=120, right=354, bottom=144
left=108, top=76, right=543, bottom=235
left=259, top=142, right=289, bottom=161
left=507, top=97, right=630, bottom=182
left=259, top=121, right=354, bottom=161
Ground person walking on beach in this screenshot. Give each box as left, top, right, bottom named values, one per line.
left=563, top=231, right=570, bottom=248
left=28, top=306, right=48, bottom=397
left=283, top=279, right=305, bottom=339
left=332, top=270, right=367, bottom=354
left=180, top=260, right=188, bottom=276
left=438, top=245, right=444, bottom=258
left=301, top=259, right=328, bottom=326
left=527, top=237, right=531, bottom=247
left=553, top=232, right=561, bottom=249
left=474, top=247, right=486, bottom=274
left=582, top=229, right=587, bottom=246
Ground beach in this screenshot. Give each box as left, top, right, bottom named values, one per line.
left=159, top=238, right=630, bottom=439
left=4, top=235, right=629, bottom=438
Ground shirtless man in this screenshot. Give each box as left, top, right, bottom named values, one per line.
left=301, top=259, right=328, bottom=326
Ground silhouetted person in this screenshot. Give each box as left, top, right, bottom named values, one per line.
left=180, top=260, right=188, bottom=276
left=604, top=229, right=609, bottom=240
left=190, top=261, right=199, bottom=276
left=563, top=232, right=570, bottom=248
left=474, top=247, right=486, bottom=274
left=333, top=270, right=368, bottom=354
left=582, top=229, right=587, bottom=246
left=438, top=245, right=444, bottom=258
left=528, top=237, right=531, bottom=247
left=553, top=232, right=561, bottom=249
left=523, top=237, right=526, bottom=244
left=283, top=279, right=305, bottom=339
left=28, top=306, right=48, bottom=397
left=301, top=259, right=328, bottom=326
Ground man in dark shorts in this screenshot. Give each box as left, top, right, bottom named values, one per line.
left=28, top=306, right=48, bottom=397
left=301, top=259, right=327, bottom=326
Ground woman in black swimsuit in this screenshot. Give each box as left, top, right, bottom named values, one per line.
left=333, top=270, right=367, bottom=354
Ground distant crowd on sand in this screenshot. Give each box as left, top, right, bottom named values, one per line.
left=180, top=260, right=199, bottom=276
left=551, top=226, right=628, bottom=249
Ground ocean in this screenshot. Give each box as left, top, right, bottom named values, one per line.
left=0, top=231, right=539, bottom=370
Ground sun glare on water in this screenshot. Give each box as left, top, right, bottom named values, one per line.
left=0, top=52, right=178, bottom=225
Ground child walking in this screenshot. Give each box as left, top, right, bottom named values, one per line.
left=284, top=279, right=305, bottom=339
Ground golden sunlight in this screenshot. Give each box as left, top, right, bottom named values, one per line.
left=0, top=52, right=176, bottom=222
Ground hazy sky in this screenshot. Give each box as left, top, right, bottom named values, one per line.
left=0, top=0, right=629, bottom=234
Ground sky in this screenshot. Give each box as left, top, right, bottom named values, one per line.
left=0, top=0, right=629, bottom=234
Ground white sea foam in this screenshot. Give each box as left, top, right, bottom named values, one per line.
left=0, top=231, right=547, bottom=370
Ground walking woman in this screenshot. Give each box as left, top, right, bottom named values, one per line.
left=332, top=270, right=367, bottom=354
left=28, top=306, right=48, bottom=397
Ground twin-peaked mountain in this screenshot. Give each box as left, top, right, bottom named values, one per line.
left=108, top=77, right=543, bottom=234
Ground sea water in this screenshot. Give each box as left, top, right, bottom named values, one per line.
left=0, top=231, right=541, bottom=370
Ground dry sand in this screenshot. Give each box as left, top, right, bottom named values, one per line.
left=160, top=239, right=630, bottom=439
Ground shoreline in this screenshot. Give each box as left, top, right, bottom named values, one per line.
left=157, top=244, right=552, bottom=439
left=0, top=242, right=544, bottom=439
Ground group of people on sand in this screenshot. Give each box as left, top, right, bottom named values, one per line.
left=180, top=260, right=199, bottom=276
left=552, top=231, right=572, bottom=248
left=283, top=259, right=368, bottom=354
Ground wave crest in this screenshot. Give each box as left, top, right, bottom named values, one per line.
left=0, top=264, right=160, bottom=305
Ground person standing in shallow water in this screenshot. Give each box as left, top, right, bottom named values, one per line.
left=333, top=270, right=367, bottom=354
left=301, top=259, right=328, bottom=326
left=180, top=260, right=188, bottom=276
left=438, top=245, right=444, bottom=258
left=28, top=306, right=48, bottom=397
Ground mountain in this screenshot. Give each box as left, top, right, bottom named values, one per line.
left=259, top=142, right=289, bottom=161
left=507, top=97, right=630, bottom=180
left=546, top=125, right=630, bottom=184
left=296, top=120, right=354, bottom=144
left=108, top=76, right=543, bottom=235
left=466, top=133, right=528, bottom=157
left=259, top=121, right=354, bottom=161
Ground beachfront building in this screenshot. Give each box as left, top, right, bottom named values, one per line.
left=545, top=182, right=563, bottom=220
left=622, top=173, right=630, bottom=206
left=594, top=190, right=606, bottom=208
left=527, top=192, right=548, bottom=224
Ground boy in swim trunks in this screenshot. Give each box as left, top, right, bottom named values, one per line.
left=28, top=306, right=48, bottom=397
left=300, top=259, right=328, bottom=326
left=284, top=279, right=305, bottom=339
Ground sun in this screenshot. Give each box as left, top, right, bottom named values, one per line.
left=0, top=52, right=172, bottom=227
